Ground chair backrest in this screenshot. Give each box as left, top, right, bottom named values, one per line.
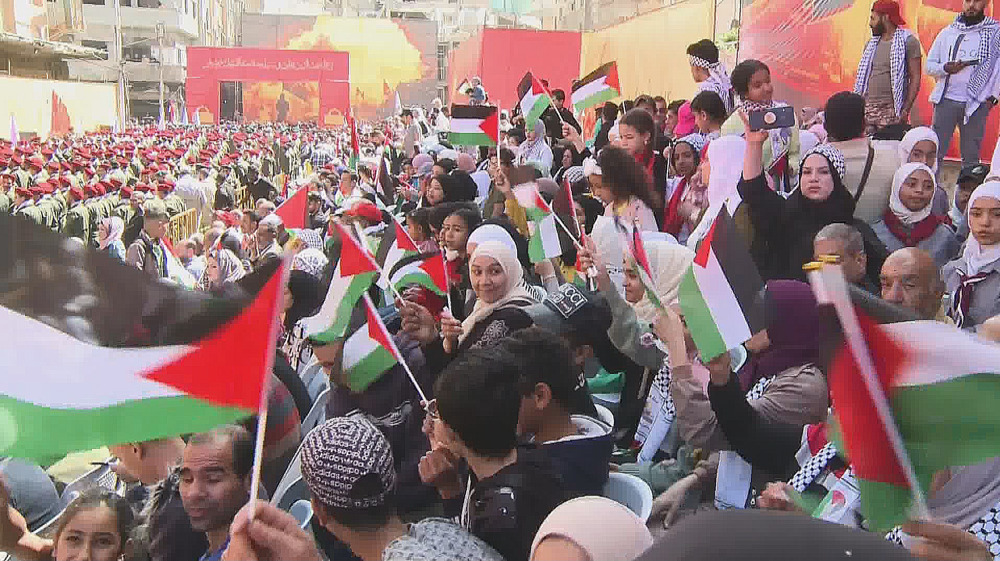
left=289, top=499, right=314, bottom=529
left=593, top=403, right=615, bottom=428
left=60, top=463, right=121, bottom=508
left=271, top=439, right=307, bottom=510
left=306, top=368, right=330, bottom=402
left=603, top=472, right=653, bottom=522
left=301, top=387, right=331, bottom=435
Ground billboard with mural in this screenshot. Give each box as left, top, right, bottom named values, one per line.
left=738, top=0, right=1000, bottom=159
left=184, top=47, right=350, bottom=126
left=0, top=75, right=118, bottom=138
left=242, top=14, right=438, bottom=118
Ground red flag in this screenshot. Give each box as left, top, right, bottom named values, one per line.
left=275, top=186, right=308, bottom=229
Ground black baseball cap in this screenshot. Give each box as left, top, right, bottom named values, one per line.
left=959, top=163, right=990, bottom=184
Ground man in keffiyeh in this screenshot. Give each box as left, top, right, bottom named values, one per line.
left=853, top=0, right=922, bottom=135
left=927, top=0, right=1000, bottom=167
left=687, top=39, right=735, bottom=116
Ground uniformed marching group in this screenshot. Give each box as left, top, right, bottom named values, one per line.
left=0, top=123, right=330, bottom=248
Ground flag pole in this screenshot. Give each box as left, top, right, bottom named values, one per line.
left=363, top=294, right=430, bottom=405
left=247, top=257, right=292, bottom=522
left=351, top=222, right=408, bottom=305
left=441, top=250, right=456, bottom=314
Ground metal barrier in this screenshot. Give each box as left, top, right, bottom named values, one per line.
left=233, top=186, right=255, bottom=212
left=168, top=208, right=198, bottom=245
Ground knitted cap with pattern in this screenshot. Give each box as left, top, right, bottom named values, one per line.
left=300, top=416, right=396, bottom=510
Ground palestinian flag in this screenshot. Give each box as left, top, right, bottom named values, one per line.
left=375, top=153, right=395, bottom=206
left=301, top=221, right=379, bottom=342
left=513, top=181, right=561, bottom=263
left=809, top=263, right=1000, bottom=531
left=388, top=251, right=448, bottom=295
left=275, top=185, right=307, bottom=229
left=625, top=226, right=663, bottom=310
left=517, top=72, right=552, bottom=129
left=572, top=62, right=621, bottom=113
left=348, top=112, right=360, bottom=170
left=678, top=208, right=765, bottom=360
left=449, top=105, right=499, bottom=146
left=375, top=217, right=419, bottom=289
left=0, top=214, right=283, bottom=463
left=457, top=78, right=472, bottom=96
left=342, top=294, right=400, bottom=392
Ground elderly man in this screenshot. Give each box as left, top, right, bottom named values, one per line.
left=252, top=214, right=282, bottom=269
left=880, top=247, right=947, bottom=321
left=126, top=200, right=171, bottom=278
left=814, top=223, right=881, bottom=294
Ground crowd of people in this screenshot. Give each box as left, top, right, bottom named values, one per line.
left=4, top=1, right=1000, bottom=559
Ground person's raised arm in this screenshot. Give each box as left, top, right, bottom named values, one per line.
left=740, top=110, right=767, bottom=181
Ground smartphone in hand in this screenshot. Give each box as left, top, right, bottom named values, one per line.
left=748, top=106, right=795, bottom=131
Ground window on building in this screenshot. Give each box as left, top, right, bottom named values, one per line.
left=123, top=43, right=153, bottom=62
left=119, top=0, right=131, bottom=6
left=137, top=0, right=162, bottom=7
left=81, top=40, right=109, bottom=51
left=82, top=0, right=105, bottom=4
left=436, top=43, right=446, bottom=82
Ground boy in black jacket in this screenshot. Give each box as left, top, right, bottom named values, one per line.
left=422, top=347, right=567, bottom=561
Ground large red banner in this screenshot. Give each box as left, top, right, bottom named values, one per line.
left=185, top=47, right=350, bottom=125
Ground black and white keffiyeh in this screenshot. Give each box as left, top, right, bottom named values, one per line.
left=950, top=16, right=1000, bottom=105
left=789, top=441, right=840, bottom=493
left=691, top=55, right=735, bottom=115
left=887, top=500, right=1000, bottom=559
left=854, top=28, right=914, bottom=116
left=800, top=143, right=847, bottom=180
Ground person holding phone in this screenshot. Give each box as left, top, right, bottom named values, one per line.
left=927, top=0, right=1000, bottom=167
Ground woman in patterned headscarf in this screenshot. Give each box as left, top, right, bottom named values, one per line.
left=199, top=247, right=246, bottom=292
left=739, top=120, right=886, bottom=281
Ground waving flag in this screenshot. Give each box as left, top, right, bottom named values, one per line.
left=341, top=294, right=400, bottom=392
left=302, top=221, right=379, bottom=341
left=625, top=226, right=664, bottom=310
left=275, top=185, right=307, bottom=229
left=449, top=105, right=499, bottom=146
left=0, top=215, right=283, bottom=463
left=517, top=72, right=552, bottom=129
left=375, top=217, right=419, bottom=288
left=388, top=252, right=448, bottom=295
left=572, top=62, right=621, bottom=113
left=678, top=208, right=765, bottom=360
left=348, top=112, right=360, bottom=170
left=513, top=179, right=561, bottom=263
left=808, top=262, right=1000, bottom=530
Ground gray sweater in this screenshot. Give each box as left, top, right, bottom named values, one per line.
left=871, top=219, right=961, bottom=269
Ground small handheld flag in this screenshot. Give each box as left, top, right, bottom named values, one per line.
left=572, top=62, right=621, bottom=113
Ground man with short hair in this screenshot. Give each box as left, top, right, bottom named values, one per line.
left=853, top=0, right=922, bottom=132
left=256, top=198, right=276, bottom=217
left=929, top=0, right=1000, bottom=166
left=252, top=215, right=282, bottom=269
left=301, top=417, right=502, bottom=561
left=814, top=222, right=880, bottom=293
left=336, top=170, right=362, bottom=206
left=541, top=89, right=581, bottom=142
left=880, top=247, right=947, bottom=320
left=126, top=200, right=171, bottom=278
left=687, top=39, right=735, bottom=115
left=422, top=347, right=567, bottom=561
left=246, top=167, right=276, bottom=202
left=402, top=109, right=421, bottom=158
left=307, top=191, right=328, bottom=230
left=824, top=91, right=900, bottom=223
left=179, top=425, right=254, bottom=561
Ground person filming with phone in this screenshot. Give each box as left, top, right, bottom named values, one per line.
left=927, top=0, right=1000, bottom=168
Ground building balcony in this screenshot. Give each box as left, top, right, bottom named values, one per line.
left=81, top=3, right=199, bottom=40
left=123, top=59, right=186, bottom=83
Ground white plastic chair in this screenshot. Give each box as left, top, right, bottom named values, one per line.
left=593, top=403, right=615, bottom=428
left=271, top=444, right=305, bottom=510
left=301, top=387, right=331, bottom=436
left=289, top=499, right=313, bottom=529
left=306, top=368, right=329, bottom=402
left=603, top=472, right=653, bottom=522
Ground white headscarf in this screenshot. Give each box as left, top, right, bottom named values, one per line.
left=530, top=496, right=653, bottom=561
left=799, top=129, right=820, bottom=156
left=467, top=224, right=517, bottom=255
left=889, top=162, right=936, bottom=225
left=461, top=240, right=534, bottom=341
left=899, top=126, right=940, bottom=173
left=631, top=239, right=696, bottom=325
left=688, top=136, right=746, bottom=251
left=98, top=216, right=125, bottom=250
left=964, top=181, right=1000, bottom=275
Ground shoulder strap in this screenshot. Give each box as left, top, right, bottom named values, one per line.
left=854, top=144, right=876, bottom=204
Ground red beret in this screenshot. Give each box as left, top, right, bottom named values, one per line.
left=69, top=186, right=84, bottom=200
left=120, top=185, right=133, bottom=198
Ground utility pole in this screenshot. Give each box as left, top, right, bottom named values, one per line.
left=114, top=0, right=126, bottom=130
left=157, top=22, right=165, bottom=129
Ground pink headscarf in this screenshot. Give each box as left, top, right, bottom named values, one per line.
left=673, top=101, right=697, bottom=137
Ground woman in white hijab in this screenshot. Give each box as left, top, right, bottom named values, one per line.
left=871, top=162, right=960, bottom=268
left=98, top=216, right=127, bottom=262
left=944, top=181, right=1000, bottom=329
left=517, top=120, right=554, bottom=172
left=899, top=126, right=949, bottom=215
left=531, top=496, right=653, bottom=561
